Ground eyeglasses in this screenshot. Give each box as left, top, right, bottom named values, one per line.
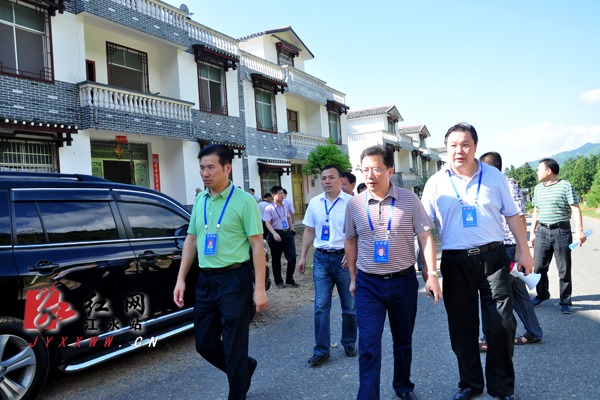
left=360, top=168, right=386, bottom=175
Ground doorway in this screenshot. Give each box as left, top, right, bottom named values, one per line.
left=291, top=164, right=305, bottom=220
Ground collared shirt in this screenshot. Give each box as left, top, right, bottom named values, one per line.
left=421, top=160, right=518, bottom=250
left=252, top=193, right=261, bottom=202
left=502, top=178, right=526, bottom=245
left=263, top=201, right=293, bottom=230
left=188, top=182, right=263, bottom=269
left=258, top=200, right=271, bottom=219
left=283, top=198, right=295, bottom=214
left=532, top=179, right=578, bottom=224
left=344, top=183, right=433, bottom=274
left=303, top=190, right=352, bottom=250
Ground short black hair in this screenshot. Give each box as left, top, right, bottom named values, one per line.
left=198, top=144, right=232, bottom=168
left=480, top=151, right=502, bottom=171
left=357, top=182, right=367, bottom=193
left=249, top=188, right=255, bottom=193
left=444, top=122, right=478, bottom=146
left=270, top=185, right=284, bottom=195
left=282, top=188, right=287, bottom=195
left=360, top=145, right=394, bottom=169
left=263, top=193, right=272, bottom=199
left=540, top=158, right=559, bottom=175
left=321, top=164, right=342, bottom=177
left=341, top=171, right=356, bottom=184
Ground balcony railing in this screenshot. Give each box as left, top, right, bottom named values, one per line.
left=283, top=66, right=326, bottom=92
left=286, top=132, right=328, bottom=148
left=400, top=172, right=418, bottom=188
left=325, top=86, right=346, bottom=105
left=79, top=82, right=194, bottom=121
left=109, top=0, right=238, bottom=55
left=240, top=51, right=284, bottom=81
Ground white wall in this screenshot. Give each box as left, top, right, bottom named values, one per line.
left=340, top=113, right=348, bottom=145
left=59, top=130, right=92, bottom=174
left=52, top=12, right=86, bottom=83
left=225, top=69, right=240, bottom=118
left=177, top=49, right=198, bottom=105
left=231, top=157, right=244, bottom=188
left=239, top=37, right=266, bottom=60
left=159, top=46, right=180, bottom=99
left=346, top=115, right=384, bottom=134
left=181, top=140, right=201, bottom=205
left=243, top=81, right=256, bottom=128
left=275, top=92, right=287, bottom=133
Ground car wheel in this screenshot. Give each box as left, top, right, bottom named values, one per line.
left=0, top=317, right=48, bottom=400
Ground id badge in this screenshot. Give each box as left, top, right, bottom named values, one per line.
left=462, top=206, right=477, bottom=228
left=204, top=234, right=217, bottom=256
left=321, top=225, right=330, bottom=241
left=282, top=220, right=289, bottom=229
left=373, top=240, right=389, bottom=263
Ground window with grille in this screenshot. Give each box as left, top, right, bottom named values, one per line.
left=328, top=112, right=341, bottom=144
left=256, top=89, right=277, bottom=133
left=278, top=49, right=294, bottom=67
left=387, top=119, right=396, bottom=133
left=0, top=0, right=53, bottom=82
left=107, top=42, right=149, bottom=93
left=0, top=139, right=58, bottom=172
left=198, top=62, right=227, bottom=115
left=260, top=172, right=280, bottom=196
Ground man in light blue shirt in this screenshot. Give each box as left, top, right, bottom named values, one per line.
left=421, top=123, right=533, bottom=400
left=298, top=165, right=357, bottom=366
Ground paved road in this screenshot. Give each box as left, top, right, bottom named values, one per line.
left=40, top=216, right=600, bottom=399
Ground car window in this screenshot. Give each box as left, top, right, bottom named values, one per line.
left=37, top=202, right=119, bottom=243
left=0, top=191, right=10, bottom=245
left=122, top=203, right=188, bottom=239
left=14, top=202, right=46, bottom=245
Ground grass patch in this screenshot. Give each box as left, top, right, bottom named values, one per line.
left=580, top=204, right=600, bottom=220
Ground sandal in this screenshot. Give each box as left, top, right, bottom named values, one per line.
left=478, top=337, right=487, bottom=352
left=514, top=333, right=542, bottom=345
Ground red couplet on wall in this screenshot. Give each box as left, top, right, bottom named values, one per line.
left=115, top=135, right=128, bottom=144
left=152, top=154, right=161, bottom=192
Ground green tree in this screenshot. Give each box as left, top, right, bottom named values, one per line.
left=583, top=168, right=600, bottom=208
left=516, top=163, right=538, bottom=190
left=558, top=157, right=575, bottom=182
left=570, top=155, right=594, bottom=196
left=302, top=137, right=352, bottom=176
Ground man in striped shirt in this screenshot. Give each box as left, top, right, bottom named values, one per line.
left=344, top=145, right=441, bottom=400
left=531, top=158, right=587, bottom=314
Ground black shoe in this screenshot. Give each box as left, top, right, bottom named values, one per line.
left=561, top=305, right=573, bottom=314
left=276, top=282, right=286, bottom=289
left=344, top=345, right=358, bottom=357
left=453, top=388, right=482, bottom=400
left=532, top=296, right=549, bottom=307
left=397, top=392, right=417, bottom=400
left=286, top=280, right=300, bottom=287
left=308, top=354, right=330, bottom=366
left=495, top=396, right=520, bottom=400
left=247, top=357, right=257, bottom=393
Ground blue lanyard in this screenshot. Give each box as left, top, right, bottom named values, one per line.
left=273, top=203, right=286, bottom=220
left=324, top=197, right=341, bottom=223
left=366, top=192, right=395, bottom=239
left=447, top=164, right=483, bottom=206
left=204, top=186, right=235, bottom=233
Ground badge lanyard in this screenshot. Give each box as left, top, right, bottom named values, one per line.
left=203, top=186, right=235, bottom=255
left=321, top=197, right=341, bottom=241
left=273, top=203, right=288, bottom=229
left=366, top=192, right=395, bottom=263
left=447, top=165, right=482, bottom=228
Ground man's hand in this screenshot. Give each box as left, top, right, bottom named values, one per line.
left=577, top=229, right=587, bottom=246
left=341, top=254, right=348, bottom=269
left=273, top=232, right=281, bottom=242
left=424, top=276, right=442, bottom=304
left=349, top=280, right=356, bottom=297
left=530, top=231, right=536, bottom=248
left=298, top=257, right=306, bottom=274
left=517, top=250, right=534, bottom=276
left=254, top=288, right=268, bottom=313
left=173, top=280, right=186, bottom=308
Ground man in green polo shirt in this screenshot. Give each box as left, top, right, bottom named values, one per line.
left=173, top=144, right=268, bottom=399
left=531, top=158, right=587, bottom=314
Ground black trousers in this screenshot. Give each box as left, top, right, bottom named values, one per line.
left=193, top=262, right=254, bottom=400
left=268, top=230, right=296, bottom=285
left=441, top=245, right=516, bottom=398
left=534, top=223, right=573, bottom=305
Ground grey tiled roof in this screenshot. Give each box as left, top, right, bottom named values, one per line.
left=397, top=124, right=427, bottom=135
left=238, top=26, right=314, bottom=58
left=347, top=105, right=395, bottom=119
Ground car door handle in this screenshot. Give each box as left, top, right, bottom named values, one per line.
left=137, top=252, right=158, bottom=260
left=28, top=262, right=60, bottom=274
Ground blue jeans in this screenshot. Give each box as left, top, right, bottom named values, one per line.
left=534, top=224, right=572, bottom=305
left=355, top=269, right=418, bottom=399
left=312, top=250, right=357, bottom=356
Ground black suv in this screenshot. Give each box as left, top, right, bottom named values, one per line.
left=0, top=172, right=200, bottom=399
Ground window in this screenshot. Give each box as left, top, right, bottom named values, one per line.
left=38, top=202, right=119, bottom=243
left=107, top=42, right=149, bottom=93
left=0, top=0, right=52, bottom=81
left=328, top=112, right=341, bottom=144
left=260, top=172, right=280, bottom=197
left=387, top=119, right=396, bottom=133
left=86, top=59, right=96, bottom=82
left=0, top=191, right=10, bottom=246
left=278, top=49, right=294, bottom=67
left=420, top=137, right=426, bottom=148
left=256, top=89, right=276, bottom=133
left=14, top=202, right=45, bottom=245
left=0, top=139, right=58, bottom=173
left=122, top=203, right=189, bottom=239
left=287, top=109, right=298, bottom=132
left=198, top=62, right=227, bottom=115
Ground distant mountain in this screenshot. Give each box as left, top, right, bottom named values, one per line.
left=523, top=142, right=600, bottom=168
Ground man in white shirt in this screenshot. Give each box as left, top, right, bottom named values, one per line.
left=298, top=165, right=357, bottom=366
left=249, top=188, right=261, bottom=202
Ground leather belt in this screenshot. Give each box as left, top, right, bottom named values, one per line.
left=446, top=241, right=503, bottom=257
left=200, top=262, right=243, bottom=276
left=274, top=229, right=289, bottom=233
left=539, top=221, right=570, bottom=229
left=361, top=268, right=412, bottom=280
left=316, top=248, right=345, bottom=255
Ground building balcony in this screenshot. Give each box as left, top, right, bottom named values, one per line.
left=241, top=51, right=284, bottom=81
left=400, top=172, right=418, bottom=188
left=390, top=172, right=403, bottom=188
left=79, top=82, right=194, bottom=121
left=285, top=132, right=328, bottom=160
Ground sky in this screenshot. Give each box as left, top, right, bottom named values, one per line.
left=183, top=0, right=600, bottom=169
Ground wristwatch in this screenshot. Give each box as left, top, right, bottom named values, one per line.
left=427, top=270, right=439, bottom=277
